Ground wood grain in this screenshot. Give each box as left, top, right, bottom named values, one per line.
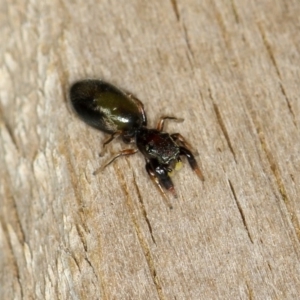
left=1, top=0, right=300, bottom=299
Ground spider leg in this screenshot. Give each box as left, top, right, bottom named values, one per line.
left=99, top=131, right=122, bottom=156
left=146, top=160, right=177, bottom=209
left=171, top=133, right=198, bottom=155
left=94, top=148, right=138, bottom=175
left=156, top=116, right=184, bottom=131
left=179, top=146, right=204, bottom=181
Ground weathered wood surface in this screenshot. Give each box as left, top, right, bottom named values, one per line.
left=1, top=0, right=300, bottom=299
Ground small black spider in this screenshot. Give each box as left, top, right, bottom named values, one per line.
left=70, top=79, right=204, bottom=207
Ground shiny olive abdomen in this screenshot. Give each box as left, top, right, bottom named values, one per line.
left=70, top=79, right=145, bottom=134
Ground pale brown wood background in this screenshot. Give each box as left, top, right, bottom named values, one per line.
left=1, top=0, right=300, bottom=299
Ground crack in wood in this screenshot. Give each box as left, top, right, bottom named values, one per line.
left=0, top=105, right=19, bottom=151
left=0, top=220, right=24, bottom=298
left=132, top=170, right=157, bottom=245
left=65, top=146, right=90, bottom=233
left=278, top=83, right=297, bottom=127
left=3, top=120, right=19, bottom=150
left=72, top=255, right=82, bottom=272
left=1, top=176, right=26, bottom=244
left=182, top=23, right=194, bottom=57
left=228, top=180, right=254, bottom=244
left=77, top=227, right=108, bottom=300
left=252, top=120, right=300, bottom=242
left=175, top=11, right=195, bottom=69
left=230, top=0, right=240, bottom=24
left=210, top=94, right=237, bottom=162
left=181, top=23, right=195, bottom=69
left=82, top=257, right=100, bottom=296
left=245, top=280, right=254, bottom=300
left=75, top=224, right=88, bottom=252
left=169, top=0, right=180, bottom=22
left=212, top=1, right=231, bottom=49
left=257, top=23, right=297, bottom=127
left=84, top=256, right=99, bottom=285
left=114, top=165, right=166, bottom=300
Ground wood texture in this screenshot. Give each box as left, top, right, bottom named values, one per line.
left=1, top=0, right=300, bottom=299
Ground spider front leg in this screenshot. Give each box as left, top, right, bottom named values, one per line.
left=171, top=133, right=198, bottom=154
left=146, top=159, right=177, bottom=209
left=156, top=116, right=184, bottom=131
left=179, top=146, right=204, bottom=181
